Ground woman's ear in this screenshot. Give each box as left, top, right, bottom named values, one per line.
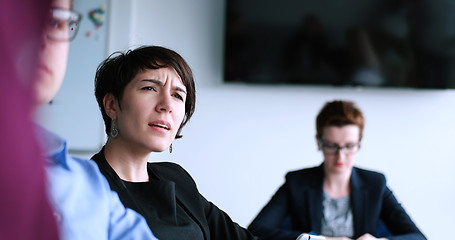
left=103, top=93, right=118, bottom=119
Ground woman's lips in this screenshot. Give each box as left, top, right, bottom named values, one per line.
left=148, top=121, right=171, bottom=133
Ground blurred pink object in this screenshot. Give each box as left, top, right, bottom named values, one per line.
left=0, top=0, right=59, bottom=239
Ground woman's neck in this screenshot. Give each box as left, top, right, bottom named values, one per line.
left=103, top=139, right=150, bottom=182
left=323, top=170, right=351, bottom=199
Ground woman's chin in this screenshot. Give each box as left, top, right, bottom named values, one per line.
left=150, top=145, right=171, bottom=153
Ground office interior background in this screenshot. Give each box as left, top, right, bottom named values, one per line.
left=39, top=0, right=455, bottom=239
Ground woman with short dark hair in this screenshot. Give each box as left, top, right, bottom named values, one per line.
left=92, top=45, right=258, bottom=240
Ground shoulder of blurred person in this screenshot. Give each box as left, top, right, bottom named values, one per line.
left=284, top=165, right=387, bottom=192
left=350, top=167, right=386, bottom=188
left=286, top=165, right=324, bottom=187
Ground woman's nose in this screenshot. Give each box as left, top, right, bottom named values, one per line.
left=334, top=148, right=347, bottom=159
left=156, top=93, right=173, bottom=113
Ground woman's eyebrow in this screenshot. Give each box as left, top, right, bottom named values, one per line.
left=141, top=79, right=162, bottom=85
left=141, top=79, right=186, bottom=94
left=174, top=86, right=187, bottom=95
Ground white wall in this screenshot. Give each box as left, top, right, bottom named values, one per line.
left=104, top=0, right=455, bottom=238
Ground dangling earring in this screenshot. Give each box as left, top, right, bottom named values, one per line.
left=169, top=143, right=173, bottom=153
left=110, top=119, right=119, bottom=138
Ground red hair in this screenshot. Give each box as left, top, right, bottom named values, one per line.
left=316, top=100, right=365, bottom=141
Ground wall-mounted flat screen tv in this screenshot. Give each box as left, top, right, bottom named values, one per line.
left=224, top=0, right=455, bottom=89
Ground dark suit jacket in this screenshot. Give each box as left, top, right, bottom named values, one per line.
left=248, top=165, right=426, bottom=240
left=92, top=150, right=258, bottom=240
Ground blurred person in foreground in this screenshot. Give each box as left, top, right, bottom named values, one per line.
left=32, top=0, right=157, bottom=238
left=248, top=100, right=426, bottom=240
left=0, top=0, right=58, bottom=239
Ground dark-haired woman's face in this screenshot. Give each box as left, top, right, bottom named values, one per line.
left=114, top=67, right=186, bottom=153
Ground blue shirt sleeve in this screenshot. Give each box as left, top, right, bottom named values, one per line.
left=44, top=130, right=157, bottom=239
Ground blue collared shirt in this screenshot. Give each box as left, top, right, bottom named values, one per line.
left=41, top=128, right=157, bottom=240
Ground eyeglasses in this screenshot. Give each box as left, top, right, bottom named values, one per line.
left=46, top=8, right=82, bottom=41
left=318, top=139, right=360, bottom=155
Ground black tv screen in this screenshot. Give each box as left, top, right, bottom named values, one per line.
left=224, top=0, right=455, bottom=89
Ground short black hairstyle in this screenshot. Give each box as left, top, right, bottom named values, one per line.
left=94, top=45, right=196, bottom=139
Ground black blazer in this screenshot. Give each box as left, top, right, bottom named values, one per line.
left=248, top=165, right=426, bottom=240
left=92, top=150, right=258, bottom=240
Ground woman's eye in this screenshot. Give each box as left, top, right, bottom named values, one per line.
left=48, top=18, right=66, bottom=30
left=346, top=144, right=357, bottom=149
left=142, top=86, right=156, bottom=91
left=48, top=19, right=58, bottom=28
left=173, top=93, right=184, bottom=101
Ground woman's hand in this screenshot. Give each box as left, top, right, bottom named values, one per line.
left=356, top=233, right=388, bottom=240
